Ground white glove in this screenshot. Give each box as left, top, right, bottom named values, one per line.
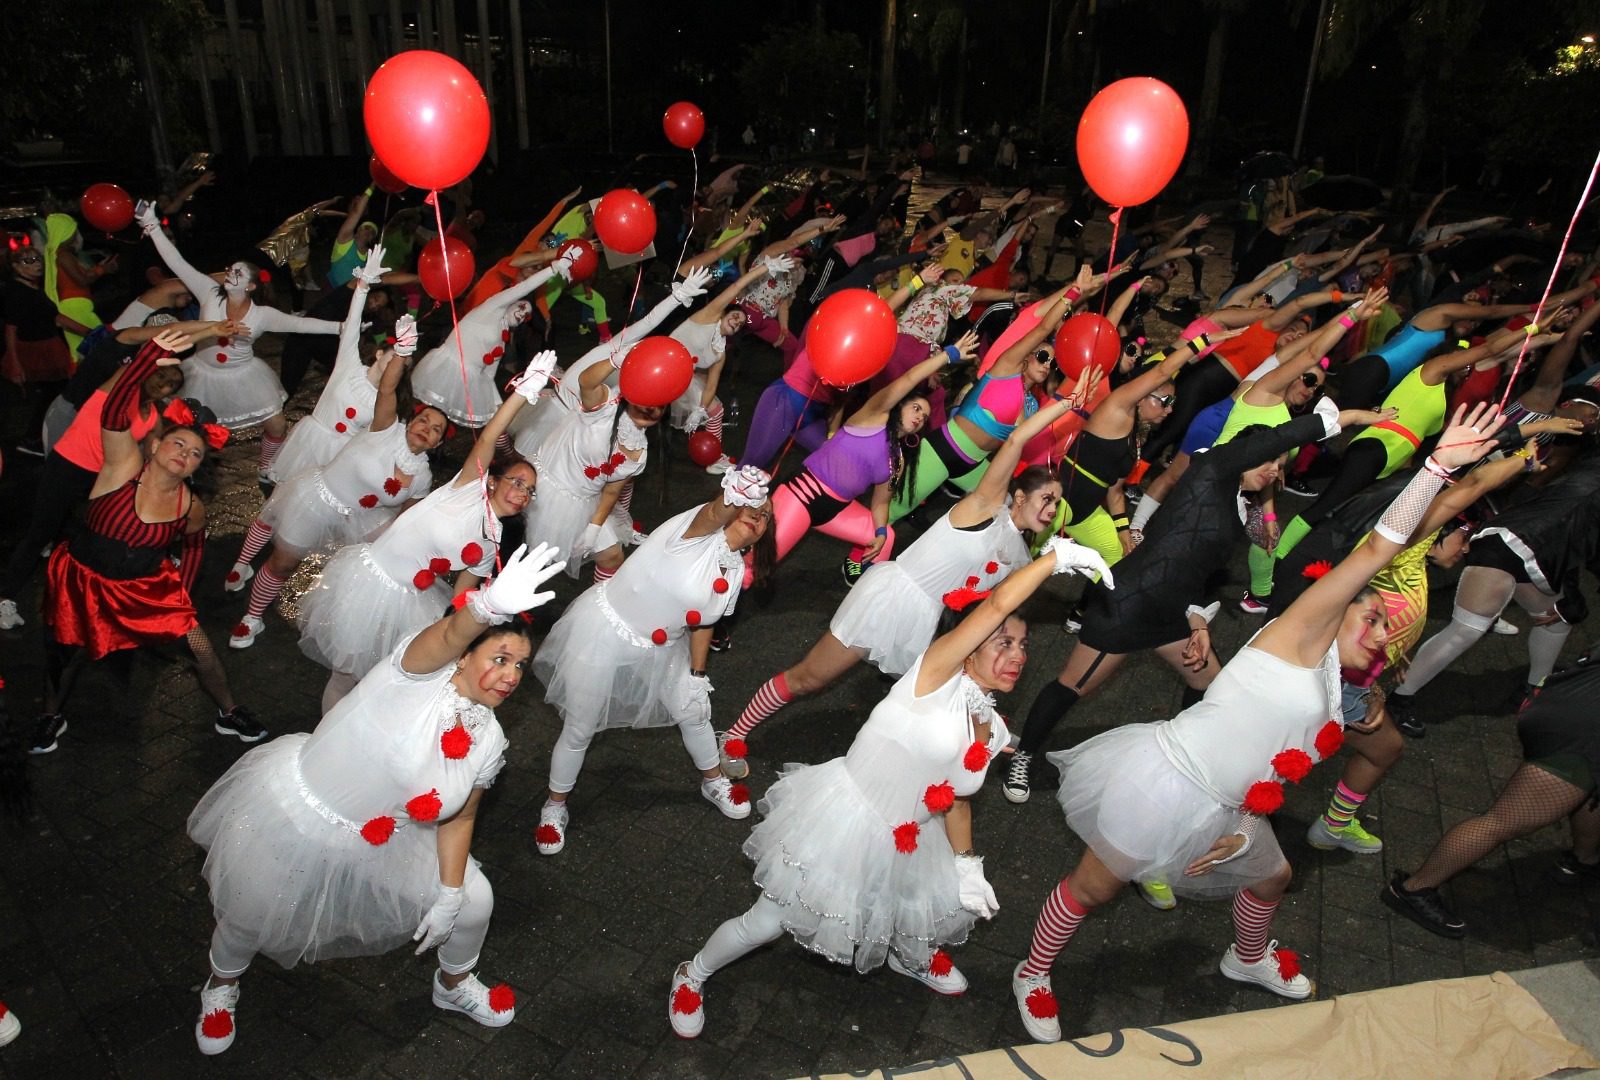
left=354, top=244, right=389, bottom=285
left=134, top=199, right=161, bottom=235
left=508, top=349, right=559, bottom=403
left=672, top=266, right=713, bottom=307
left=574, top=523, right=603, bottom=558
left=1185, top=601, right=1221, bottom=626
left=1313, top=395, right=1342, bottom=439
left=469, top=542, right=565, bottom=623
left=721, top=465, right=771, bottom=508
left=683, top=405, right=710, bottom=431
left=954, top=854, right=999, bottom=920
left=761, top=254, right=796, bottom=277
left=391, top=313, right=419, bottom=357
left=1041, top=536, right=1114, bottom=589
left=412, top=883, right=465, bottom=954
left=552, top=249, right=578, bottom=282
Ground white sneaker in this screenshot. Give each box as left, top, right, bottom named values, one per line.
left=1492, top=617, right=1519, bottom=636
left=704, top=454, right=735, bottom=475
left=223, top=563, right=254, bottom=593
left=228, top=615, right=264, bottom=650
left=1012, top=961, right=1062, bottom=1043
left=717, top=731, right=750, bottom=780
left=887, top=950, right=968, bottom=995
left=535, top=802, right=569, bottom=855
left=194, top=978, right=240, bottom=1056
left=668, top=962, right=705, bottom=1039
left=1219, top=940, right=1314, bottom=1000
left=629, top=525, right=650, bottom=545
left=431, top=971, right=516, bottom=1028
left=0, top=1002, right=19, bottom=1047
left=701, top=776, right=752, bottom=819
left=0, top=599, right=22, bottom=630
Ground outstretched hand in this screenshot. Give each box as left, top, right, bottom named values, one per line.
left=1433, top=402, right=1508, bottom=470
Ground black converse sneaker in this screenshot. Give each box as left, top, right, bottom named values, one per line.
left=215, top=706, right=268, bottom=743
left=29, top=713, right=66, bottom=754
left=1380, top=870, right=1466, bottom=938
left=1003, top=751, right=1033, bottom=804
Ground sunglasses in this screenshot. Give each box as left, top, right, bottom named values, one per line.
left=1032, top=348, right=1053, bottom=364
left=1147, top=392, right=1176, bottom=408
left=1298, top=372, right=1323, bottom=389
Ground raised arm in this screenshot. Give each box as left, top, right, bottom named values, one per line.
left=135, top=201, right=219, bottom=300
left=252, top=307, right=343, bottom=337
left=456, top=352, right=555, bottom=482
left=1411, top=186, right=1454, bottom=239
left=474, top=259, right=569, bottom=318
left=697, top=257, right=790, bottom=323
left=1256, top=287, right=1389, bottom=398
left=679, top=221, right=762, bottom=277
left=333, top=247, right=386, bottom=377
left=369, top=315, right=417, bottom=433
left=402, top=543, right=564, bottom=675
left=335, top=189, right=372, bottom=245
left=959, top=389, right=1088, bottom=521
left=1521, top=300, right=1600, bottom=413
left=854, top=332, right=978, bottom=421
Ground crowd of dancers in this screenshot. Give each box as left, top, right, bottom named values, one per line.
left=1, top=158, right=1597, bottom=1057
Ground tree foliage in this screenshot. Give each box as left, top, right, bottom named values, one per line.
left=735, top=25, right=867, bottom=138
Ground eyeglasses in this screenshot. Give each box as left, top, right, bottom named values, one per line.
left=498, top=476, right=533, bottom=495
left=1147, top=392, right=1176, bottom=408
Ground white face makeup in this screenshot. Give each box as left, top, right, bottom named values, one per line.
left=507, top=300, right=533, bottom=328
left=223, top=261, right=254, bottom=295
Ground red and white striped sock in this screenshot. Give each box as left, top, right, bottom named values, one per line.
left=1020, top=878, right=1090, bottom=978
left=1231, top=888, right=1278, bottom=965
left=245, top=567, right=289, bottom=621
left=705, top=406, right=725, bottom=446
left=494, top=431, right=513, bottom=457
left=592, top=563, right=617, bottom=585
left=236, top=520, right=274, bottom=567
left=256, top=432, right=286, bottom=472
left=728, top=673, right=792, bottom=740
left=617, top=480, right=634, bottom=519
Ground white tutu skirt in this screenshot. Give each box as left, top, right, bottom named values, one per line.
left=259, top=471, right=390, bottom=555
left=1048, top=724, right=1286, bottom=900
left=297, top=544, right=450, bottom=676
left=532, top=589, right=697, bottom=731
left=524, top=480, right=620, bottom=578
left=270, top=416, right=349, bottom=484
left=507, top=387, right=567, bottom=459
left=180, top=355, right=288, bottom=430
left=411, top=351, right=501, bottom=426
left=668, top=372, right=709, bottom=430
left=188, top=734, right=445, bottom=968
left=828, top=562, right=939, bottom=676
left=745, top=759, right=974, bottom=973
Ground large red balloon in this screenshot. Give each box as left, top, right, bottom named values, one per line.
left=1076, top=77, right=1190, bottom=207
left=557, top=238, right=598, bottom=283
left=663, top=101, right=706, bottom=149
left=364, top=51, right=489, bottom=191
left=619, top=337, right=694, bottom=406
left=369, top=155, right=407, bottom=194
left=81, top=183, right=134, bottom=232
left=593, top=189, right=657, bottom=255
left=1054, top=314, right=1121, bottom=381
left=807, top=289, right=898, bottom=386
left=417, top=236, right=476, bottom=301
left=687, top=430, right=722, bottom=466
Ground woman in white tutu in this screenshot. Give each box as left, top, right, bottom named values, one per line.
left=719, top=370, right=1100, bottom=778
left=409, top=250, right=574, bottom=426
left=666, top=537, right=1114, bottom=1038
left=187, top=542, right=567, bottom=1056
left=134, top=201, right=340, bottom=480
left=225, top=315, right=445, bottom=650
left=530, top=466, right=778, bottom=856
left=296, top=352, right=554, bottom=709
left=1008, top=403, right=1507, bottom=1045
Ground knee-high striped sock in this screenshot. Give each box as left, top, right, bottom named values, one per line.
left=1231, top=888, right=1278, bottom=965
left=728, top=673, right=791, bottom=740
left=617, top=480, right=634, bottom=519
left=236, top=519, right=274, bottom=567
left=256, top=432, right=286, bottom=473
left=1020, top=878, right=1090, bottom=978
left=245, top=567, right=289, bottom=621
left=705, top=406, right=725, bottom=445
left=1322, top=780, right=1367, bottom=829
left=592, top=563, right=617, bottom=585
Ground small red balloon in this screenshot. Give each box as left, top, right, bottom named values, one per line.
left=618, top=337, right=694, bottom=407
left=593, top=189, right=657, bottom=255
left=663, top=101, right=706, bottom=149
left=557, top=238, right=599, bottom=283
left=80, top=183, right=134, bottom=232
left=1054, top=314, right=1121, bottom=381
left=687, top=430, right=722, bottom=467
left=418, top=236, right=475, bottom=301
left=369, top=155, right=407, bottom=194
left=363, top=50, right=490, bottom=191
left=1076, top=77, right=1190, bottom=208
left=807, top=289, right=899, bottom=387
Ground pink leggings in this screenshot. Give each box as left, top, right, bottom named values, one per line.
left=740, top=305, right=801, bottom=368
left=771, top=470, right=896, bottom=565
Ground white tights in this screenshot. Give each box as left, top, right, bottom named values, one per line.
left=547, top=711, right=720, bottom=794
left=688, top=896, right=787, bottom=982
left=1397, top=566, right=1570, bottom=695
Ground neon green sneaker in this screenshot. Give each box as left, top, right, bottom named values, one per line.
left=1306, top=816, right=1383, bottom=854
left=1137, top=879, right=1177, bottom=911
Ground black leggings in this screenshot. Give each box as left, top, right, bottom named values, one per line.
left=1332, top=353, right=1391, bottom=412
left=2, top=452, right=97, bottom=600
left=1141, top=358, right=1238, bottom=464
left=1295, top=438, right=1390, bottom=532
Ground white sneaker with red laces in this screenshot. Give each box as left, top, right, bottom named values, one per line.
left=535, top=801, right=569, bottom=855
left=223, top=563, right=254, bottom=593
left=194, top=978, right=240, bottom=1055
left=229, top=616, right=264, bottom=649
left=701, top=776, right=752, bottom=820
left=0, top=1001, right=19, bottom=1048
left=432, top=971, right=516, bottom=1027
left=1219, top=940, right=1314, bottom=999
left=668, top=962, right=705, bottom=1038
left=1012, top=961, right=1062, bottom=1043
left=887, top=950, right=968, bottom=995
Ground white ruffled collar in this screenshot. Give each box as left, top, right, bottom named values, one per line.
left=616, top=410, right=649, bottom=452
left=958, top=672, right=997, bottom=722
left=441, top=680, right=494, bottom=735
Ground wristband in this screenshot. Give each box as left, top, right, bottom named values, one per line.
left=1457, top=338, right=1472, bottom=349
left=1283, top=260, right=1295, bottom=271
left=910, top=274, right=926, bottom=291
left=943, top=345, right=961, bottom=364
left=1064, top=286, right=1082, bottom=303
left=1329, top=289, right=1344, bottom=303
left=1338, top=314, right=1357, bottom=329
left=364, top=185, right=375, bottom=197
left=874, top=525, right=888, bottom=537
left=1111, top=516, right=1129, bottom=527
left=1187, top=333, right=1210, bottom=353
left=1524, top=322, right=1540, bottom=336
left=1422, top=455, right=1454, bottom=482
left=1262, top=512, right=1277, bottom=521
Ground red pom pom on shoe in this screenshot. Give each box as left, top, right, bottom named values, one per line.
left=671, top=983, right=702, bottom=1016
left=1274, top=948, right=1302, bottom=981
left=360, top=493, right=379, bottom=508
left=360, top=815, right=396, bottom=845
left=985, top=561, right=999, bottom=575
left=412, top=569, right=436, bottom=590
left=893, top=821, right=920, bottom=853
left=651, top=628, right=668, bottom=645
left=1242, top=780, right=1285, bottom=815
left=929, top=949, right=954, bottom=977
left=488, top=983, right=516, bottom=1013
left=406, top=789, right=443, bottom=822
left=534, top=823, right=563, bottom=845
left=440, top=723, right=472, bottom=759
left=429, top=557, right=452, bottom=575
left=384, top=477, right=403, bottom=496
left=1314, top=720, right=1344, bottom=760
left=712, top=578, right=730, bottom=594
left=923, top=781, right=956, bottom=813
left=963, top=741, right=991, bottom=772
left=200, top=1008, right=234, bottom=1039
left=1025, top=986, right=1059, bottom=1019
left=230, top=623, right=251, bottom=638
left=1271, top=748, right=1314, bottom=784
left=461, top=542, right=483, bottom=566
left=729, top=783, right=751, bottom=806
left=722, top=738, right=747, bottom=759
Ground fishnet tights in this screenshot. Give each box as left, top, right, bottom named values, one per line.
left=1408, top=765, right=1592, bottom=889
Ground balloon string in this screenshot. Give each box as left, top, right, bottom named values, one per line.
left=672, top=149, right=700, bottom=279
left=1099, top=208, right=1121, bottom=319
left=1496, top=146, right=1600, bottom=412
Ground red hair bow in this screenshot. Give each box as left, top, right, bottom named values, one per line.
left=202, top=424, right=229, bottom=450
left=941, top=586, right=991, bottom=612
left=163, top=399, right=195, bottom=425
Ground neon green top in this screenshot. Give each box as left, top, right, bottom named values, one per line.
left=1216, top=394, right=1290, bottom=446
left=1351, top=368, right=1446, bottom=477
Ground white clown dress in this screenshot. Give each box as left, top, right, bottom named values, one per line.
left=188, top=633, right=507, bottom=967
left=667, top=316, right=725, bottom=431
left=259, top=422, right=432, bottom=554
left=745, top=655, right=1009, bottom=972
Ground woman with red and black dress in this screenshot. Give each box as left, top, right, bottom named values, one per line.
left=33, top=349, right=266, bottom=753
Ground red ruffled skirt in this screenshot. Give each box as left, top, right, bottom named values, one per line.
left=44, top=545, right=196, bottom=659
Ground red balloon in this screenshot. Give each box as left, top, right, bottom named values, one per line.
left=80, top=183, right=134, bottom=232
left=1075, top=77, right=1190, bottom=207
left=417, top=236, right=475, bottom=301
left=1053, top=314, right=1121, bottom=381
left=687, top=430, right=722, bottom=466
left=369, top=155, right=407, bottom=194
left=557, top=238, right=599, bottom=283
left=663, top=101, right=706, bottom=149
left=619, top=337, right=694, bottom=407
left=363, top=51, right=490, bottom=191
left=593, top=189, right=657, bottom=255
left=807, top=289, right=898, bottom=386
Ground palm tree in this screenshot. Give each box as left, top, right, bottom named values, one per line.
left=1187, top=0, right=1254, bottom=176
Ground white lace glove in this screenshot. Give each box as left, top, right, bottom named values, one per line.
left=721, top=465, right=770, bottom=507
left=1041, top=536, right=1114, bottom=589
left=509, top=349, right=558, bottom=403
left=412, top=883, right=465, bottom=954
left=574, top=523, right=603, bottom=559
left=954, top=854, right=1000, bottom=919
left=354, top=243, right=389, bottom=285
left=672, top=266, right=713, bottom=307
left=552, top=249, right=578, bottom=282
left=761, top=254, right=796, bottom=277
left=134, top=199, right=161, bottom=235
left=391, top=313, right=419, bottom=357
left=683, top=404, right=710, bottom=431
left=467, top=542, right=565, bottom=623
